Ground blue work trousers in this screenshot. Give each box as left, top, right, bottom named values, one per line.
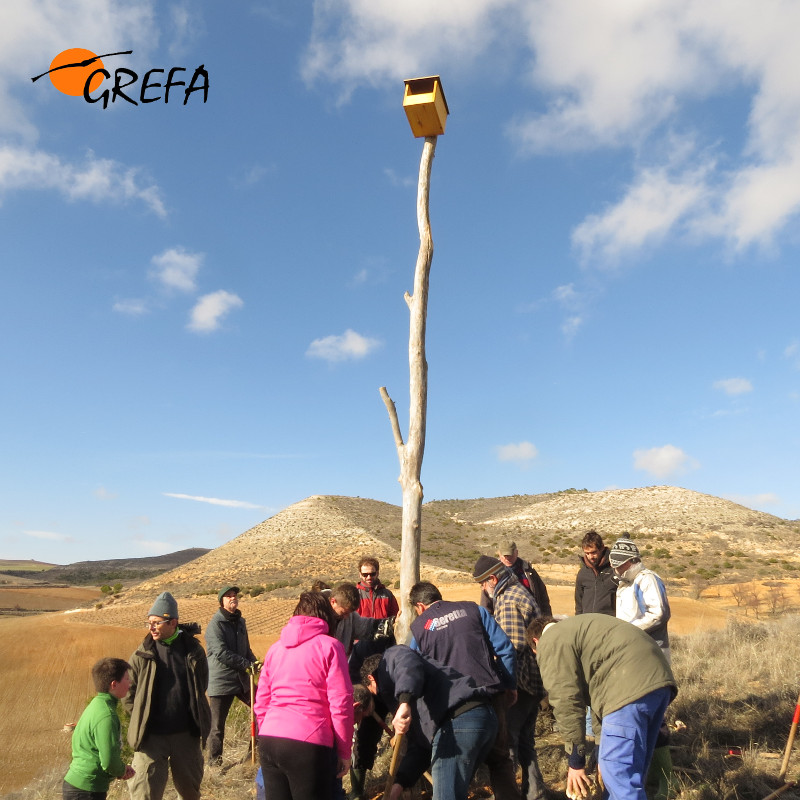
left=431, top=703, right=498, bottom=800
left=599, top=687, right=672, bottom=800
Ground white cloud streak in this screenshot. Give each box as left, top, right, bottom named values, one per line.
left=163, top=492, right=263, bottom=509
left=187, top=290, right=244, bottom=333
left=496, top=441, right=538, bottom=463
left=633, top=444, right=698, bottom=478
left=0, top=146, right=166, bottom=216
left=113, top=298, right=149, bottom=316
left=24, top=529, right=73, bottom=542
left=714, top=377, right=753, bottom=396
left=306, top=329, right=381, bottom=362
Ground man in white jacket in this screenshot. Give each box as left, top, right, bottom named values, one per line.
left=609, top=535, right=674, bottom=800
left=609, top=536, right=671, bottom=660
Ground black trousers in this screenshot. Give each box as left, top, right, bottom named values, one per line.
left=62, top=781, right=106, bottom=800
left=257, top=735, right=337, bottom=800
left=207, top=690, right=250, bottom=763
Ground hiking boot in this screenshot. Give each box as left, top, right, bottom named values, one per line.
left=347, top=767, right=366, bottom=800
left=647, top=746, right=677, bottom=800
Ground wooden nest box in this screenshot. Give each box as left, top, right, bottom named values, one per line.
left=403, top=76, right=449, bottom=138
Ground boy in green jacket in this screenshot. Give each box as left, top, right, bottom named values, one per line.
left=63, top=658, right=136, bottom=800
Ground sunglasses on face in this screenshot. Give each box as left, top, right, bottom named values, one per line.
left=361, top=571, right=377, bottom=578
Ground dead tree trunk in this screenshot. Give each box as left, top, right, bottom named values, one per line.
left=380, top=135, right=437, bottom=644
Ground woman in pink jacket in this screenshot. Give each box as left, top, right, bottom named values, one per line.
left=254, top=591, right=354, bottom=800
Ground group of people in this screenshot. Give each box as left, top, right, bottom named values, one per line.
left=62, top=536, right=676, bottom=800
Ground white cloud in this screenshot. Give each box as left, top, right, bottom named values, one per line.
left=163, top=492, right=262, bottom=509
left=93, top=486, right=118, bottom=500
left=785, top=341, right=800, bottom=369
left=187, top=290, right=243, bottom=333
left=561, top=315, right=583, bottom=340
left=24, top=529, right=73, bottom=542
left=113, top=298, right=149, bottom=316
left=552, top=284, right=578, bottom=306
left=633, top=444, right=698, bottom=478
left=303, top=0, right=800, bottom=257
left=306, top=329, right=382, bottom=362
left=496, top=441, right=538, bottom=463
left=0, top=146, right=166, bottom=216
left=725, top=492, right=780, bottom=509
left=301, top=0, right=521, bottom=96
left=384, top=167, right=415, bottom=188
left=572, top=166, right=709, bottom=263
left=150, top=247, right=203, bottom=293
left=714, top=377, right=753, bottom=396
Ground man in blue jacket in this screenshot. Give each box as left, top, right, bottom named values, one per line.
left=409, top=580, right=521, bottom=800
left=361, top=646, right=498, bottom=800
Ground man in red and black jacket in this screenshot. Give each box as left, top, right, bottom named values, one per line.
left=348, top=557, right=399, bottom=800
left=356, top=556, right=399, bottom=619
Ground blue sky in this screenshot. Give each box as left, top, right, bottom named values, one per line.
left=1, top=0, right=799, bottom=563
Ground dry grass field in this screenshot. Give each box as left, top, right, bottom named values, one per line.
left=0, top=586, right=100, bottom=612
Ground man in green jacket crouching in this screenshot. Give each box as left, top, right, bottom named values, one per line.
left=527, top=614, right=677, bottom=800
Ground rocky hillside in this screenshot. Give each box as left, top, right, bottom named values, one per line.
left=116, top=486, right=799, bottom=603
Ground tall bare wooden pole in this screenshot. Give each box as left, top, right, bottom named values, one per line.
left=380, top=134, right=437, bottom=644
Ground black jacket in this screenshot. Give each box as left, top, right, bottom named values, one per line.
left=205, top=607, right=256, bottom=696
left=574, top=548, right=617, bottom=615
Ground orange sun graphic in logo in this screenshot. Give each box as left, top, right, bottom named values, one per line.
left=48, top=49, right=106, bottom=96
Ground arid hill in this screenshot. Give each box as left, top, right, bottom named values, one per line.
left=115, top=485, right=799, bottom=603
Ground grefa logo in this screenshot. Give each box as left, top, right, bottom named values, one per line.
left=31, top=49, right=209, bottom=109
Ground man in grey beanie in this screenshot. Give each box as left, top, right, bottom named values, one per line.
left=124, top=591, right=211, bottom=800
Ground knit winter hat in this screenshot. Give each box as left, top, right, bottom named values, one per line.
left=148, top=591, right=179, bottom=620
left=608, top=537, right=640, bottom=568
left=473, top=555, right=504, bottom=583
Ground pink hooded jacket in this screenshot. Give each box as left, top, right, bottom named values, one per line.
left=254, top=615, right=354, bottom=759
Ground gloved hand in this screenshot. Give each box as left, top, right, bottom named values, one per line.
left=374, top=617, right=395, bottom=641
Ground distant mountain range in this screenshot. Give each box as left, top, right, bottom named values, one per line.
left=0, top=548, right=210, bottom=587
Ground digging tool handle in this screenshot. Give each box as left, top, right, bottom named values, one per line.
left=778, top=690, right=800, bottom=780
left=250, top=671, right=256, bottom=765
left=761, top=782, right=796, bottom=800
left=382, top=732, right=404, bottom=799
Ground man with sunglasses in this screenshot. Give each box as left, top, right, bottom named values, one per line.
left=356, top=557, right=399, bottom=620
left=124, top=591, right=211, bottom=800
left=348, top=557, right=399, bottom=799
